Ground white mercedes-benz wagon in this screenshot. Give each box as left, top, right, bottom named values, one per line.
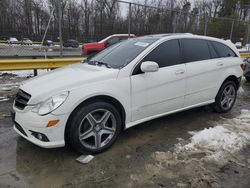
left=12, top=34, right=244, bottom=154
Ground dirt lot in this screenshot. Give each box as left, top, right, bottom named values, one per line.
left=0, top=73, right=250, bottom=188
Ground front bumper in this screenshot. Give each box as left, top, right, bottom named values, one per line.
left=12, top=108, right=68, bottom=148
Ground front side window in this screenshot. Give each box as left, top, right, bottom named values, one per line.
left=181, top=39, right=211, bottom=63
left=142, top=39, right=182, bottom=68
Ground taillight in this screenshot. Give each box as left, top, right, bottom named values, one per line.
left=240, top=63, right=246, bottom=71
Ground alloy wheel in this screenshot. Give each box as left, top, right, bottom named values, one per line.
left=78, top=109, right=116, bottom=150
left=220, top=84, right=236, bottom=111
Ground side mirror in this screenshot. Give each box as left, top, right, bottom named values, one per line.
left=140, top=61, right=159, bottom=73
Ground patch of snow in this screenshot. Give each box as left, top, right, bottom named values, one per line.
left=184, top=126, right=244, bottom=153
left=175, top=109, right=250, bottom=163
left=238, top=86, right=244, bottom=94
left=0, top=83, right=21, bottom=91
left=0, top=87, right=12, bottom=91
left=0, top=69, right=50, bottom=77
left=0, top=97, right=9, bottom=102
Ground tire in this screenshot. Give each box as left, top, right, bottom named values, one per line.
left=68, top=101, right=122, bottom=154
left=212, top=80, right=237, bottom=113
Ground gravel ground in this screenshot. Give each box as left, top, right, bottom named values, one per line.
left=0, top=72, right=250, bottom=188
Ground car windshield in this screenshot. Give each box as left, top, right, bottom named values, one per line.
left=98, top=36, right=111, bottom=43
left=87, top=38, right=158, bottom=69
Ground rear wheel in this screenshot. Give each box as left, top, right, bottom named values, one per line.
left=212, top=81, right=237, bottom=113
left=68, top=101, right=122, bottom=154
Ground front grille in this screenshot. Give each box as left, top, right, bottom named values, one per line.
left=14, top=122, right=27, bottom=137
left=14, top=89, right=31, bottom=110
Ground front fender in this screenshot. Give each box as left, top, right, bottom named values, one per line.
left=52, top=77, right=131, bottom=123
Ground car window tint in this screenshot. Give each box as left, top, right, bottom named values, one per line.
left=90, top=38, right=158, bottom=69
left=107, top=37, right=120, bottom=45
left=208, top=41, right=219, bottom=58
left=211, top=41, right=237, bottom=57
left=142, top=39, right=182, bottom=68
left=182, top=39, right=210, bottom=63
left=119, top=37, right=128, bottom=41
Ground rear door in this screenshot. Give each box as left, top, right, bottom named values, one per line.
left=130, top=39, right=186, bottom=121
left=181, top=38, right=225, bottom=107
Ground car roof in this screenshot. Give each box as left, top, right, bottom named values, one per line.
left=139, top=33, right=193, bottom=39
left=111, top=34, right=136, bottom=37
left=137, top=33, right=239, bottom=56
left=139, top=33, right=229, bottom=44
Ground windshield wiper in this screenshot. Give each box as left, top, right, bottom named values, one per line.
left=87, top=60, right=112, bottom=68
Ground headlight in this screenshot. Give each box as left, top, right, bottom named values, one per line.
left=32, top=91, right=69, bottom=115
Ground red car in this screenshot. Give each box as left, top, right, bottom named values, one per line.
left=82, top=34, right=136, bottom=55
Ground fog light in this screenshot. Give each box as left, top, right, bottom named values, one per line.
left=47, top=120, right=60, bottom=127
left=37, top=133, right=43, bottom=140
left=30, top=131, right=49, bottom=142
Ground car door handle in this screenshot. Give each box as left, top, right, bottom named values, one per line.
left=217, top=62, right=224, bottom=67
left=175, top=69, right=185, bottom=75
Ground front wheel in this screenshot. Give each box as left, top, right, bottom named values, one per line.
left=68, top=101, right=122, bottom=154
left=212, top=81, right=237, bottom=113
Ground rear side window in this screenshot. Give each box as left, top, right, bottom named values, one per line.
left=207, top=41, right=219, bottom=58
left=181, top=39, right=210, bottom=63
left=142, top=39, right=182, bottom=68
left=211, top=41, right=237, bottom=57
left=107, top=37, right=120, bottom=46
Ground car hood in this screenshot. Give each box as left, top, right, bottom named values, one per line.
left=84, top=42, right=104, bottom=48
left=20, top=63, right=119, bottom=104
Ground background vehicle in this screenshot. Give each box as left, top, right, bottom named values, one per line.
left=7, top=37, right=19, bottom=44
left=12, top=34, right=243, bottom=154
left=21, top=38, right=33, bottom=45
left=63, top=39, right=79, bottom=48
left=82, top=34, right=136, bottom=55
left=244, top=59, right=250, bottom=81
left=43, top=40, right=53, bottom=46
left=235, top=42, right=242, bottom=49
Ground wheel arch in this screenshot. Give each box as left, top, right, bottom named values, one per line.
left=64, top=95, right=126, bottom=143
left=212, top=75, right=239, bottom=113
left=215, top=75, right=240, bottom=100
left=223, top=75, right=240, bottom=89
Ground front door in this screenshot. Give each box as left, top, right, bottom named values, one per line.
left=130, top=39, right=186, bottom=121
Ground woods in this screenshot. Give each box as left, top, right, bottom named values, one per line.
left=1, top=0, right=250, bottom=43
